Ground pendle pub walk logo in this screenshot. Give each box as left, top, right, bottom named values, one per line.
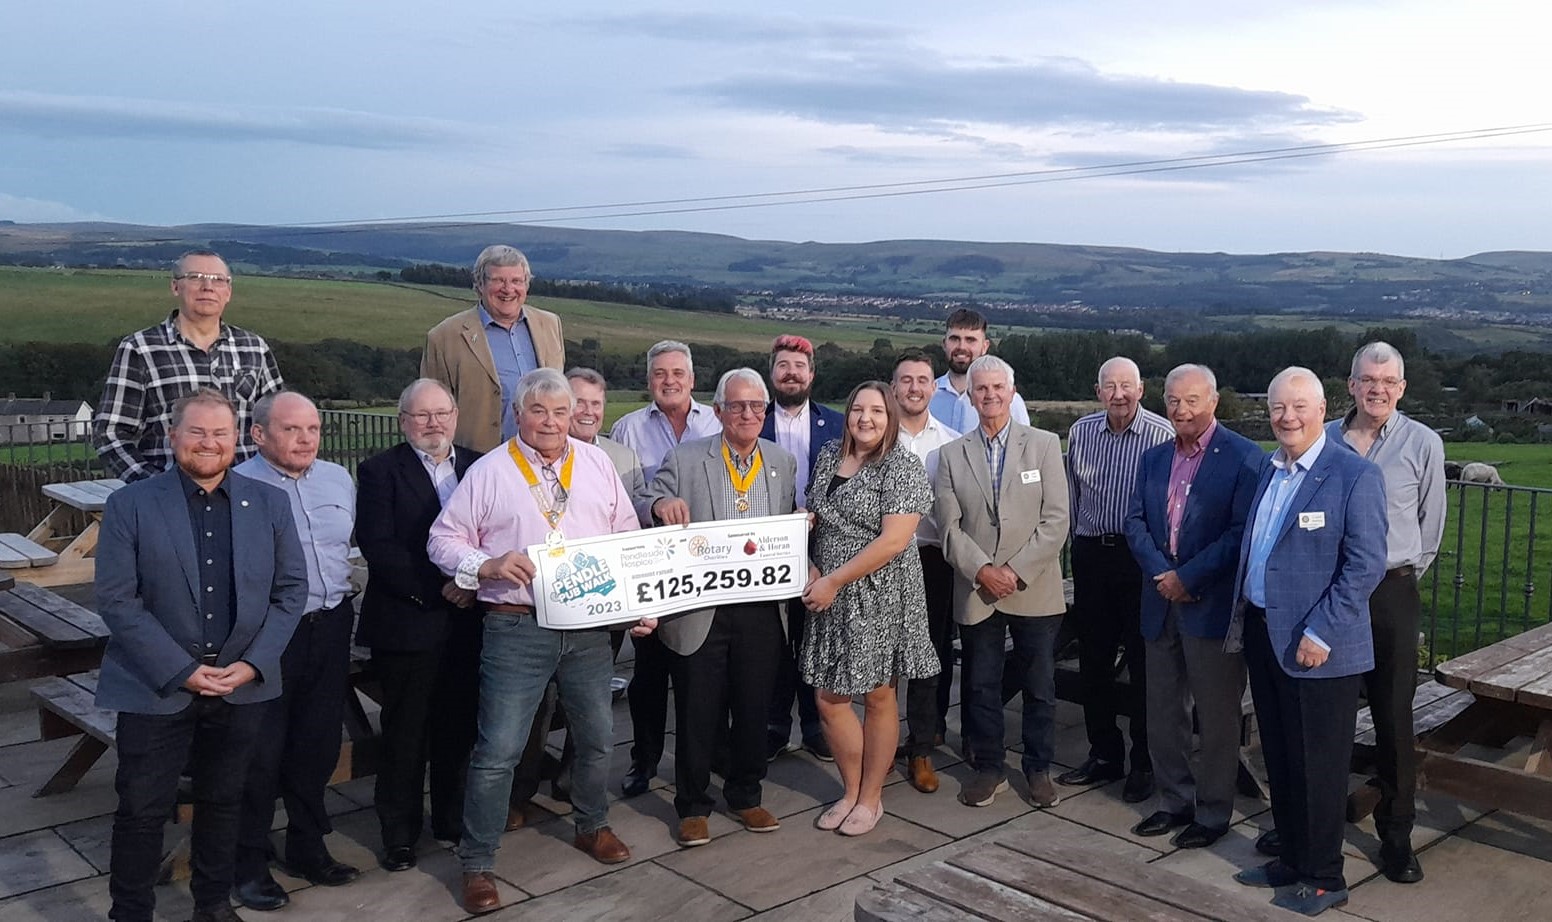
left=550, top=550, right=617, bottom=603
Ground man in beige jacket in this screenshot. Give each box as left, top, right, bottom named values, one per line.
left=421, top=245, right=565, bottom=452
left=935, top=355, right=1070, bottom=809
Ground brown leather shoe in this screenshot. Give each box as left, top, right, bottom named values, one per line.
left=461, top=872, right=501, bottom=914
left=504, top=806, right=526, bottom=832
left=574, top=826, right=631, bottom=864
left=677, top=816, right=711, bottom=847
left=907, top=756, right=940, bottom=793
left=733, top=806, right=781, bottom=832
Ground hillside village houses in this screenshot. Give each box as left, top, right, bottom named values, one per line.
left=0, top=393, right=92, bottom=444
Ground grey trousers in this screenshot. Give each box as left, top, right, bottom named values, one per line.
left=1144, top=607, right=1247, bottom=829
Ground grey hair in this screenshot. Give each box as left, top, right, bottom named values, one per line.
left=647, top=340, right=693, bottom=374
left=472, top=245, right=531, bottom=287
left=1096, top=356, right=1141, bottom=386
left=565, top=367, right=608, bottom=389
left=713, top=368, right=770, bottom=406
left=1351, top=341, right=1405, bottom=380
left=174, top=249, right=229, bottom=276
left=1268, top=366, right=1324, bottom=400
left=397, top=378, right=456, bottom=414
left=252, top=391, right=315, bottom=429
left=1165, top=363, right=1218, bottom=392
left=967, top=354, right=1015, bottom=388
left=513, top=368, right=575, bottom=413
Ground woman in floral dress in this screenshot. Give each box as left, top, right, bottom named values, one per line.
left=800, top=381, right=940, bottom=836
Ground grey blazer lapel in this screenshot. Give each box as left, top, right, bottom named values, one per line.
left=153, top=475, right=201, bottom=606
left=701, top=441, right=727, bottom=519
left=961, top=435, right=995, bottom=514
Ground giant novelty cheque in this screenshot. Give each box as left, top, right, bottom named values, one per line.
left=528, top=512, right=809, bottom=629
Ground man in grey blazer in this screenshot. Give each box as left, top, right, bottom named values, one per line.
left=936, top=355, right=1070, bottom=810
left=95, top=387, right=307, bottom=922
left=421, top=245, right=565, bottom=453
left=641, top=368, right=799, bottom=849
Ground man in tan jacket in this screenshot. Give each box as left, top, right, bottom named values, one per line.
left=421, top=245, right=564, bottom=452
left=936, top=355, right=1070, bottom=810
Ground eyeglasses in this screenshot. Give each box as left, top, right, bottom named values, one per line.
left=1356, top=376, right=1403, bottom=389
left=174, top=272, right=232, bottom=286
left=403, top=409, right=455, bottom=424
left=720, top=400, right=767, bottom=416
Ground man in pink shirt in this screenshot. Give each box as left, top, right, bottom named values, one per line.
left=428, top=368, right=656, bottom=915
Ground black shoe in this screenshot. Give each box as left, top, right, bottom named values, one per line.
left=1122, top=768, right=1155, bottom=803
left=1255, top=828, right=1282, bottom=857
left=1380, top=845, right=1424, bottom=884
left=803, top=736, right=835, bottom=762
left=192, top=905, right=247, bottom=922
left=283, top=855, right=359, bottom=887
left=1056, top=757, right=1124, bottom=786
left=232, top=874, right=289, bottom=911
left=1131, top=809, right=1192, bottom=837
left=621, top=765, right=652, bottom=798
left=380, top=846, right=416, bottom=872
left=1171, top=822, right=1229, bottom=849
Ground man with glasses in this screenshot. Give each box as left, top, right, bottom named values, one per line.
left=94, top=250, right=284, bottom=481
left=421, top=245, right=565, bottom=453
left=355, top=379, right=483, bottom=873
left=640, top=369, right=798, bottom=848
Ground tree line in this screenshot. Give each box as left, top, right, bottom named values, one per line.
left=397, top=264, right=737, bottom=314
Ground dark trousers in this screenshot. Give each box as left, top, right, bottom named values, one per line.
left=110, top=697, right=265, bottom=922
left=906, top=545, right=955, bottom=756
left=961, top=612, right=1062, bottom=776
left=1365, top=569, right=1422, bottom=846
left=671, top=603, right=784, bottom=817
left=236, top=600, right=353, bottom=879
left=768, top=598, right=823, bottom=745
left=1245, top=607, right=1359, bottom=892
left=370, top=614, right=482, bottom=849
left=1071, top=536, right=1150, bottom=771
left=627, top=631, right=672, bottom=773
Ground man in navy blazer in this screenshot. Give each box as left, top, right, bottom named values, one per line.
left=759, top=334, right=845, bottom=761
left=355, top=379, right=483, bottom=872
left=1124, top=364, right=1263, bottom=849
left=1226, top=367, right=1387, bottom=917
left=95, top=387, right=306, bottom=922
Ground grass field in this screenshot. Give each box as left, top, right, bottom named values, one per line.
left=0, top=267, right=937, bottom=354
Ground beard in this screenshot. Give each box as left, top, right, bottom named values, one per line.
left=948, top=353, right=974, bottom=375
left=773, top=385, right=809, bottom=409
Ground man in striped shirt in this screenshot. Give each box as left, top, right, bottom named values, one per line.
left=94, top=250, right=284, bottom=481
left=1060, top=356, right=1174, bottom=802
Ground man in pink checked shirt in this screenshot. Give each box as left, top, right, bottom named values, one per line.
left=428, top=368, right=656, bottom=915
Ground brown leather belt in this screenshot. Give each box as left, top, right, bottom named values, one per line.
left=1386, top=565, right=1415, bottom=580
left=484, top=603, right=536, bottom=615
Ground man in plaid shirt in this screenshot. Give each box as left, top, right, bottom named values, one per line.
left=93, top=250, right=284, bottom=481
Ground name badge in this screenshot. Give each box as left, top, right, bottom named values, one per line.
left=1021, top=469, right=1041, bottom=484
left=1298, top=511, right=1326, bottom=530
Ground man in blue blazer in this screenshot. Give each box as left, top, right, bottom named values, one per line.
left=95, top=388, right=307, bottom=922
left=759, top=334, right=844, bottom=761
left=1226, top=367, right=1387, bottom=917
left=1124, top=365, right=1263, bottom=849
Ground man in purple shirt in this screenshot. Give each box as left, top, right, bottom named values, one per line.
left=1123, top=365, right=1262, bottom=849
left=428, top=368, right=656, bottom=915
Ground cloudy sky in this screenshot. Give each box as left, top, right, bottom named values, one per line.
left=1, top=1, right=1547, bottom=256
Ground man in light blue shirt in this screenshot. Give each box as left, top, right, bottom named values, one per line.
left=928, top=308, right=1031, bottom=433
left=231, top=391, right=361, bottom=909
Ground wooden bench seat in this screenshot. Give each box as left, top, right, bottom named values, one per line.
left=0, top=532, right=58, bottom=568
left=0, top=582, right=110, bottom=682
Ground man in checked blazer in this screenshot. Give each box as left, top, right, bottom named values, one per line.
left=421, top=245, right=565, bottom=453
left=639, top=368, right=799, bottom=849
left=1124, top=364, right=1264, bottom=850
left=1226, top=366, right=1387, bottom=917
left=354, top=378, right=483, bottom=873
left=936, top=354, right=1070, bottom=811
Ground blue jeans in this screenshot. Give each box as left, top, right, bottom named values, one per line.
left=457, top=613, right=614, bottom=872
left=960, top=612, right=1061, bottom=776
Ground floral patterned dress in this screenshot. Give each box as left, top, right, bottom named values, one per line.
left=798, top=441, right=941, bottom=695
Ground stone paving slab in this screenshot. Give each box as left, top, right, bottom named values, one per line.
left=1047, top=773, right=1271, bottom=853
left=746, top=875, right=872, bottom=922
left=1340, top=833, right=1552, bottom=921
left=0, top=873, right=193, bottom=922
left=1454, top=808, right=1552, bottom=862
left=279, top=845, right=501, bottom=921
left=0, top=828, right=97, bottom=900
left=486, top=860, right=751, bottom=922
left=657, top=802, right=950, bottom=912
left=881, top=755, right=1036, bottom=839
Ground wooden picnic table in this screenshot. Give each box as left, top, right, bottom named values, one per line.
left=0, top=581, right=110, bottom=683
left=856, top=832, right=1299, bottom=921
left=28, top=478, right=125, bottom=562
left=1418, top=620, right=1552, bottom=821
